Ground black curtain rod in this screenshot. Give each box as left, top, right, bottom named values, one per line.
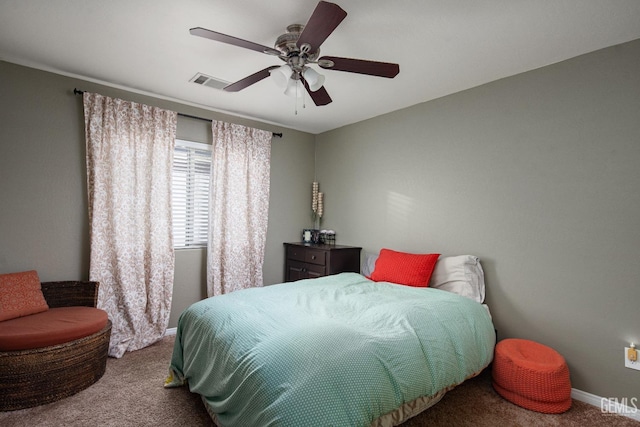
left=73, top=88, right=282, bottom=138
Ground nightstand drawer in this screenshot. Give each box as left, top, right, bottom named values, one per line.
left=288, top=260, right=326, bottom=277
left=286, top=245, right=306, bottom=262
left=305, top=249, right=326, bottom=266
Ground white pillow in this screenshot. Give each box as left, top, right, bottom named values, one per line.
left=429, top=255, right=485, bottom=303
left=361, top=252, right=378, bottom=277
left=362, top=253, right=485, bottom=303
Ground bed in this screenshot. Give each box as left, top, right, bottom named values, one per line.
left=166, top=252, right=495, bottom=427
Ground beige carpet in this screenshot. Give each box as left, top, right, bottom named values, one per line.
left=1, top=335, right=637, bottom=427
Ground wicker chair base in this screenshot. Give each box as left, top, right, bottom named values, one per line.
left=0, top=320, right=111, bottom=411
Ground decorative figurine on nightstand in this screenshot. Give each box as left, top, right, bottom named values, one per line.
left=311, top=181, right=323, bottom=229
left=302, top=183, right=337, bottom=244
left=301, top=181, right=323, bottom=243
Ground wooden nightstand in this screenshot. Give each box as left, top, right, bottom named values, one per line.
left=284, top=242, right=362, bottom=282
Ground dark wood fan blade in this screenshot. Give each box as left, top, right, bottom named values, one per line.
left=318, top=56, right=400, bottom=78
left=224, top=66, right=280, bottom=92
left=190, top=27, right=281, bottom=56
left=297, top=1, right=347, bottom=53
left=301, top=77, right=332, bottom=106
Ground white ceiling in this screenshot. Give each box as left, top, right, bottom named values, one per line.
left=1, top=1, right=640, bottom=134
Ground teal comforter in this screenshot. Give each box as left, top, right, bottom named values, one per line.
left=166, top=273, right=495, bottom=427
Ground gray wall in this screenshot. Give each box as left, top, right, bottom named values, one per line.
left=315, top=39, right=640, bottom=399
left=0, top=60, right=315, bottom=328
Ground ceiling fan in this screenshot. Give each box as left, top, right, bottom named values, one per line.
left=190, top=0, right=400, bottom=106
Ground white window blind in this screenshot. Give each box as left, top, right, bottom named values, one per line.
left=172, top=139, right=212, bottom=248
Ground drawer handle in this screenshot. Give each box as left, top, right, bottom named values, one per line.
left=311, top=255, right=316, bottom=260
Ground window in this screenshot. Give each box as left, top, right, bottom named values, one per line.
left=172, top=139, right=212, bottom=248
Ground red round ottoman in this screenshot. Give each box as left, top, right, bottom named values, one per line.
left=492, top=338, right=572, bottom=413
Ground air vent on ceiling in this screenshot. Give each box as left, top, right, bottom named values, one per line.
left=190, top=73, right=230, bottom=90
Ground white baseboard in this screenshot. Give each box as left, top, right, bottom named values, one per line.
left=572, top=388, right=640, bottom=421
left=164, top=327, right=177, bottom=336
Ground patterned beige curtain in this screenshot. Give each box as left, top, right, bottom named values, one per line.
left=83, top=92, right=177, bottom=358
left=207, top=120, right=272, bottom=296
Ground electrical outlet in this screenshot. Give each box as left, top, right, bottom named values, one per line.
left=625, top=347, right=640, bottom=371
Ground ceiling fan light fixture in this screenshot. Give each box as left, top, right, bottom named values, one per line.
left=284, top=78, right=304, bottom=98
left=302, top=67, right=325, bottom=92
left=270, top=64, right=293, bottom=88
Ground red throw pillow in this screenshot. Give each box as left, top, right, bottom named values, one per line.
left=370, top=249, right=440, bottom=287
left=0, top=270, right=49, bottom=321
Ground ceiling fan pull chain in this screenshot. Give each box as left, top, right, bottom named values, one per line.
left=301, top=81, right=306, bottom=110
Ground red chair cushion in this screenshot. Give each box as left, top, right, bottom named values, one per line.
left=0, top=306, right=108, bottom=351
left=492, top=338, right=572, bottom=414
